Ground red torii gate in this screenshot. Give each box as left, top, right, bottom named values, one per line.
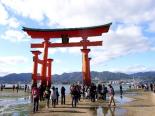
left=23, top=23, right=112, bottom=87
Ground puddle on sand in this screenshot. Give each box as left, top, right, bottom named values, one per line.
left=115, top=96, right=134, bottom=104
left=89, top=95, right=134, bottom=116
left=90, top=106, right=127, bottom=116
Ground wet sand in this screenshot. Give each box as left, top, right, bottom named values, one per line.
left=0, top=89, right=30, bottom=98
left=31, top=90, right=155, bottom=116
left=121, top=91, right=155, bottom=116
left=31, top=95, right=105, bottom=116
left=30, top=95, right=129, bottom=116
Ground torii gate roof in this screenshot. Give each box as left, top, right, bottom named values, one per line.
left=23, top=23, right=112, bottom=39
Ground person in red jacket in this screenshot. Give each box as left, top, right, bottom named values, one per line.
left=32, top=84, right=39, bottom=113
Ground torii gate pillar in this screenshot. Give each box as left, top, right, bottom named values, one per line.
left=31, top=51, right=41, bottom=86
left=47, top=59, right=53, bottom=88
left=41, top=39, right=49, bottom=86
left=81, top=49, right=91, bottom=86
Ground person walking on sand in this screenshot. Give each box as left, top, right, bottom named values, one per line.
left=71, top=85, right=78, bottom=107
left=150, top=83, right=153, bottom=91
left=16, top=84, right=19, bottom=93
left=61, top=86, right=66, bottom=105
left=102, top=84, right=108, bottom=100
left=108, top=84, right=116, bottom=107
left=56, top=88, right=59, bottom=105
left=120, top=84, right=123, bottom=98
left=13, top=85, right=15, bottom=92
left=24, top=84, right=27, bottom=92
left=153, top=83, right=155, bottom=93
left=51, top=86, right=57, bottom=108
left=44, top=87, right=51, bottom=108
left=32, top=85, right=39, bottom=113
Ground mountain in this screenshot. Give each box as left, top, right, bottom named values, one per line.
left=53, top=72, right=82, bottom=83
left=91, top=71, right=130, bottom=81
left=0, top=73, right=32, bottom=84
left=0, top=71, right=155, bottom=84
left=130, top=71, right=155, bottom=81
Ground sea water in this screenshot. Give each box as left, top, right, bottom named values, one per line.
left=0, top=97, right=30, bottom=115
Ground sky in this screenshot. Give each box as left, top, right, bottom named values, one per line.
left=0, top=0, right=155, bottom=76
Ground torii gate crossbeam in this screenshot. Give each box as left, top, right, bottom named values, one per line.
left=31, top=41, right=102, bottom=48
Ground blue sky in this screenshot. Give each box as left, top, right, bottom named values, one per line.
left=0, top=0, right=155, bottom=76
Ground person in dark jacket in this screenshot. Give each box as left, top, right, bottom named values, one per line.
left=61, top=86, right=66, bottom=104
left=120, top=84, right=123, bottom=98
left=103, top=84, right=108, bottom=100
left=71, top=85, right=78, bottom=107
left=56, top=88, right=59, bottom=105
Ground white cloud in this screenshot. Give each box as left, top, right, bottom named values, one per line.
left=36, top=48, right=66, bottom=55
left=0, top=56, right=30, bottom=76
left=0, top=3, right=9, bottom=25
left=54, top=59, right=62, bottom=64
left=147, top=21, right=155, bottom=32
left=108, top=65, right=155, bottom=74
left=1, top=0, right=44, bottom=22
left=68, top=47, right=81, bottom=54
left=38, top=48, right=61, bottom=55
left=0, top=3, right=20, bottom=28
left=57, top=48, right=67, bottom=53
left=0, top=69, right=12, bottom=76
left=7, top=18, right=20, bottom=28
left=1, top=0, right=154, bottom=27
left=91, top=25, right=151, bottom=65
left=0, top=56, right=28, bottom=65
left=1, top=29, right=30, bottom=42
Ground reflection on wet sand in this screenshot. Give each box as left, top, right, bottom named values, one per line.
left=90, top=106, right=127, bottom=116
left=101, top=106, right=116, bottom=116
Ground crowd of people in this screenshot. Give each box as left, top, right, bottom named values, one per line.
left=70, top=83, right=116, bottom=107
left=31, top=84, right=66, bottom=113
left=0, top=84, right=5, bottom=91
left=31, top=83, right=117, bottom=113
left=0, top=84, right=30, bottom=92
left=137, top=83, right=155, bottom=92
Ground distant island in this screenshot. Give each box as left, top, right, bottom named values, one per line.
left=0, top=71, right=155, bottom=84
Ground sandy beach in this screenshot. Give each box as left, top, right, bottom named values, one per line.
left=30, top=90, right=155, bottom=116
left=0, top=89, right=30, bottom=98
left=1, top=88, right=155, bottom=116
left=121, top=91, right=155, bottom=116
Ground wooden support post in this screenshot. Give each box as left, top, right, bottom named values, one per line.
left=47, top=59, right=53, bottom=88
left=31, top=51, right=41, bottom=86
left=41, top=39, right=49, bottom=87
left=81, top=49, right=91, bottom=86
left=88, top=57, right=91, bottom=84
